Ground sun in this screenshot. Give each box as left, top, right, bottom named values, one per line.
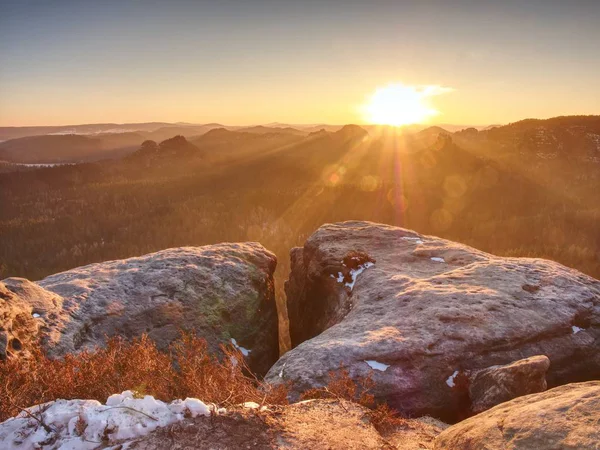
left=362, top=83, right=451, bottom=126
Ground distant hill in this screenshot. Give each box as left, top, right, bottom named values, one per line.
left=0, top=132, right=146, bottom=163
left=142, top=124, right=226, bottom=142
left=236, top=126, right=306, bottom=136
left=455, top=115, right=600, bottom=163
left=0, top=123, right=174, bottom=141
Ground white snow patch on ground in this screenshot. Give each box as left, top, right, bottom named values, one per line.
left=336, top=272, right=344, bottom=283
left=431, top=257, right=445, bottom=263
left=32, top=313, right=41, bottom=318
left=0, top=391, right=219, bottom=449
left=345, top=262, right=374, bottom=290
left=572, top=326, right=584, bottom=334
left=402, top=236, right=424, bottom=244
left=231, top=338, right=251, bottom=356
left=446, top=370, right=459, bottom=388
left=365, top=360, right=390, bottom=371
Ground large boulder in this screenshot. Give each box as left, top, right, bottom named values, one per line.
left=1, top=243, right=279, bottom=375
left=434, top=381, right=600, bottom=449
left=266, top=221, right=600, bottom=421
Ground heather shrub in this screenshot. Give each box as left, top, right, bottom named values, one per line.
left=0, top=333, right=287, bottom=422
left=300, top=367, right=410, bottom=433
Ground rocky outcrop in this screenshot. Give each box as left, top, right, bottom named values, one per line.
left=267, top=221, right=600, bottom=421
left=1, top=243, right=279, bottom=375
left=468, top=355, right=550, bottom=414
left=434, top=381, right=600, bottom=449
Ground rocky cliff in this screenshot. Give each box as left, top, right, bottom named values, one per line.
left=266, top=221, right=600, bottom=421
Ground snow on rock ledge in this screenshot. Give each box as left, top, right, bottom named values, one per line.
left=272, top=221, right=600, bottom=422
left=0, top=391, right=220, bottom=449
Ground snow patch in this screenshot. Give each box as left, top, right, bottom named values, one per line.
left=345, top=262, right=374, bottom=290
left=402, top=236, right=424, bottom=244
left=572, top=326, right=584, bottom=334
left=446, top=370, right=459, bottom=388
left=279, top=362, right=286, bottom=378
left=431, top=257, right=445, bottom=263
left=365, top=360, right=390, bottom=372
left=0, top=391, right=219, bottom=449
left=230, top=338, right=251, bottom=357
left=32, top=313, right=41, bottom=318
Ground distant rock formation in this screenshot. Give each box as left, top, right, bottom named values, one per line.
left=1, top=243, right=279, bottom=375
left=434, top=381, right=600, bottom=449
left=130, top=135, right=203, bottom=162
left=334, top=124, right=369, bottom=140
left=266, top=221, right=600, bottom=421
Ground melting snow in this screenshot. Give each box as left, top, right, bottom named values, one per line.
left=279, top=362, right=286, bottom=378
left=0, top=391, right=220, bottom=449
left=431, top=257, right=445, bottom=263
left=329, top=272, right=345, bottom=282
left=32, top=313, right=40, bottom=318
left=230, top=338, right=251, bottom=357
left=446, top=370, right=459, bottom=388
left=402, top=236, right=424, bottom=244
left=572, top=326, right=584, bottom=334
left=345, top=262, right=374, bottom=290
left=365, top=360, right=390, bottom=371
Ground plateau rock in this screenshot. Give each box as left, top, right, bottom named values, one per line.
left=266, top=221, right=600, bottom=421
left=1, top=243, right=279, bottom=375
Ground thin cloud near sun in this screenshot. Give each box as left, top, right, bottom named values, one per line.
left=361, top=83, right=455, bottom=126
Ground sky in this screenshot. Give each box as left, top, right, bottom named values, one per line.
left=1, top=0, right=599, bottom=127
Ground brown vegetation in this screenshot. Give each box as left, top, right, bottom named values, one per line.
left=0, top=335, right=407, bottom=435
left=0, top=333, right=288, bottom=422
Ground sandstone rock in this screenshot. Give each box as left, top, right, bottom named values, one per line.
left=0, top=279, right=63, bottom=360
left=434, top=381, right=600, bottom=449
left=2, top=243, right=279, bottom=375
left=267, top=221, right=600, bottom=421
left=469, top=355, right=550, bottom=414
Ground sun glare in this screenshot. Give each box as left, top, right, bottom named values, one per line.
left=363, top=83, right=452, bottom=126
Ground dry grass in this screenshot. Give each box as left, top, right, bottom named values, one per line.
left=0, top=333, right=288, bottom=422
left=2, top=336, right=403, bottom=434
left=299, top=367, right=408, bottom=433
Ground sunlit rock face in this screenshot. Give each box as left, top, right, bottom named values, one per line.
left=0, top=280, right=63, bottom=360
left=267, top=221, right=600, bottom=422
left=434, top=381, right=600, bottom=449
left=1, top=243, right=279, bottom=376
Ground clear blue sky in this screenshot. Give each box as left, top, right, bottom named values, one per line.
left=1, top=0, right=599, bottom=126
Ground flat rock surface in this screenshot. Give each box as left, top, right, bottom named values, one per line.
left=2, top=243, right=279, bottom=375
left=434, top=381, right=600, bottom=449
left=267, top=221, right=600, bottom=421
